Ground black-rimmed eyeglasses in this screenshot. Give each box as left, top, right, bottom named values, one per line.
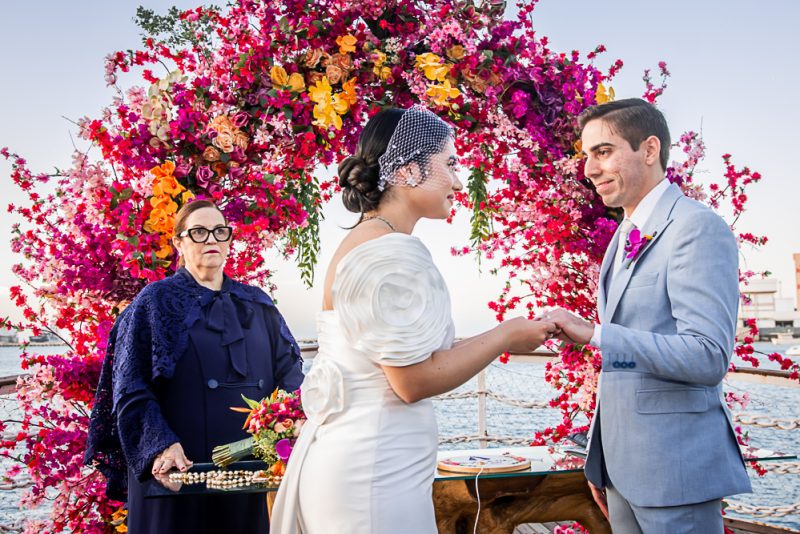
left=178, top=226, right=233, bottom=243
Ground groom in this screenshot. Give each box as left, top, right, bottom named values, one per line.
left=542, top=98, right=751, bottom=533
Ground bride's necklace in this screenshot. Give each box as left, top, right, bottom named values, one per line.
left=362, top=215, right=396, bottom=232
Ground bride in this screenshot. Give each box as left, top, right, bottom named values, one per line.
left=271, top=106, right=556, bottom=533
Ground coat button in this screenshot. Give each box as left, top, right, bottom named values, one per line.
left=629, top=362, right=636, bottom=368
left=258, top=379, right=265, bottom=389
left=207, top=379, right=219, bottom=389
left=612, top=361, right=621, bottom=369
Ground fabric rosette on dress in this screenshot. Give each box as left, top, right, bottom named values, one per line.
left=300, top=358, right=344, bottom=425
left=333, top=233, right=454, bottom=366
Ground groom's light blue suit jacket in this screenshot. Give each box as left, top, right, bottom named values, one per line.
left=584, top=183, right=752, bottom=507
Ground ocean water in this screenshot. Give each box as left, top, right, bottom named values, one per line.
left=1, top=343, right=798, bottom=530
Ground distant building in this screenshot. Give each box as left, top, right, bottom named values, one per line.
left=0, top=332, right=18, bottom=344
left=739, top=277, right=800, bottom=340
left=27, top=332, right=62, bottom=344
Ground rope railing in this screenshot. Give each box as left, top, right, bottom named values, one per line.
left=734, top=413, right=800, bottom=431
left=726, top=500, right=800, bottom=519
left=434, top=390, right=552, bottom=410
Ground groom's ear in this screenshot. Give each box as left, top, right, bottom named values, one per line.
left=641, top=135, right=661, bottom=167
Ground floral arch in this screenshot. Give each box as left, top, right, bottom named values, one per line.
left=1, top=1, right=792, bottom=531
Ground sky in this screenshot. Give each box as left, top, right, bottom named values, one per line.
left=1, top=1, right=798, bottom=339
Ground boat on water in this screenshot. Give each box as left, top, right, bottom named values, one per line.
left=786, top=345, right=800, bottom=356
left=772, top=332, right=800, bottom=345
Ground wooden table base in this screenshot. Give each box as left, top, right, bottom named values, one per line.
left=267, top=472, right=611, bottom=533
left=434, top=472, right=611, bottom=534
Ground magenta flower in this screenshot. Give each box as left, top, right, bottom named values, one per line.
left=624, top=228, right=653, bottom=264
left=275, top=438, right=293, bottom=461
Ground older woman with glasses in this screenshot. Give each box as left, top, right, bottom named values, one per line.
left=86, top=200, right=304, bottom=534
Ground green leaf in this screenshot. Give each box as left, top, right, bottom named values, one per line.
left=241, top=394, right=261, bottom=410
left=467, top=164, right=492, bottom=247
left=284, top=171, right=323, bottom=287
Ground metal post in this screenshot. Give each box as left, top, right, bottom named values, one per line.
left=477, top=369, right=487, bottom=448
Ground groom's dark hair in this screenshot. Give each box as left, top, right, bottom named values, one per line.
left=578, top=98, right=670, bottom=171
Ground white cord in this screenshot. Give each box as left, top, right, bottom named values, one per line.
left=473, top=465, right=485, bottom=534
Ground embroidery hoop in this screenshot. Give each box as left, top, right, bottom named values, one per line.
left=437, top=453, right=531, bottom=474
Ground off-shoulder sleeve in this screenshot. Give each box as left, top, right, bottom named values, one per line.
left=333, top=234, right=454, bottom=366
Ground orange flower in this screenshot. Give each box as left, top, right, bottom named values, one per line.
left=146, top=205, right=176, bottom=235
left=152, top=174, right=186, bottom=198
left=203, top=146, right=221, bottom=162
left=154, top=234, right=173, bottom=259
left=324, top=53, right=353, bottom=85
left=269, top=460, right=286, bottom=477
left=303, top=48, right=327, bottom=69
left=447, top=45, right=465, bottom=61
left=341, top=77, right=357, bottom=106
left=212, top=162, right=228, bottom=176
left=270, top=65, right=289, bottom=88
left=336, top=34, right=357, bottom=54
left=287, top=72, right=306, bottom=92
left=208, top=115, right=235, bottom=134
left=150, top=161, right=176, bottom=181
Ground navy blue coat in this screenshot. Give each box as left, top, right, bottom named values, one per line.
left=86, top=268, right=304, bottom=533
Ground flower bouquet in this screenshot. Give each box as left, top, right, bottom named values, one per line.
left=212, top=389, right=306, bottom=476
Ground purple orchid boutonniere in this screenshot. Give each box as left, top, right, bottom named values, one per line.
left=623, top=229, right=654, bottom=269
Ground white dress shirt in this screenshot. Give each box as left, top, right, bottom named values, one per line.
left=591, top=179, right=670, bottom=347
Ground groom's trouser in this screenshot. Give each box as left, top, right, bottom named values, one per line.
left=606, top=483, right=723, bottom=534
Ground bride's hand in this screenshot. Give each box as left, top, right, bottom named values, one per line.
left=501, top=318, right=557, bottom=353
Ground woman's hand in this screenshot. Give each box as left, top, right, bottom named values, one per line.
left=153, top=472, right=183, bottom=492
left=152, top=442, right=193, bottom=475
left=502, top=318, right=557, bottom=353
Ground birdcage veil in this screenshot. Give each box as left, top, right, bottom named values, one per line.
left=377, top=106, right=456, bottom=191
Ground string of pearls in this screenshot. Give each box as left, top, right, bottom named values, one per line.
left=168, top=469, right=282, bottom=489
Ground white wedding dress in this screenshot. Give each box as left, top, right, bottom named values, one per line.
left=271, top=233, right=455, bottom=533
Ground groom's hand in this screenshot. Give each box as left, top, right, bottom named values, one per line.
left=539, top=308, right=594, bottom=346
left=588, top=481, right=609, bottom=519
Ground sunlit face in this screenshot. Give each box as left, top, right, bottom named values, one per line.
left=172, top=207, right=231, bottom=272
left=581, top=119, right=653, bottom=213
left=405, top=138, right=463, bottom=219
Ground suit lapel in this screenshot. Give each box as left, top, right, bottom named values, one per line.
left=597, top=226, right=621, bottom=323
left=603, top=184, right=682, bottom=323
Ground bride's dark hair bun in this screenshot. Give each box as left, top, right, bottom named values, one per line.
left=338, top=108, right=406, bottom=214
left=338, top=155, right=382, bottom=213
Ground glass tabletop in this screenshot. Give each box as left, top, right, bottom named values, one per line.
left=142, top=444, right=797, bottom=498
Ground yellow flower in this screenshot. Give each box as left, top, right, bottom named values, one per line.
left=181, top=190, right=195, bottom=203
left=270, top=65, right=289, bottom=88
left=309, top=76, right=333, bottom=104
left=287, top=72, right=306, bottom=92
left=426, top=80, right=460, bottom=107
left=313, top=101, right=342, bottom=130
left=336, top=34, right=357, bottom=54
left=416, top=53, right=449, bottom=82
left=596, top=83, right=615, bottom=104
left=332, top=93, right=349, bottom=115
left=372, top=52, right=391, bottom=80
